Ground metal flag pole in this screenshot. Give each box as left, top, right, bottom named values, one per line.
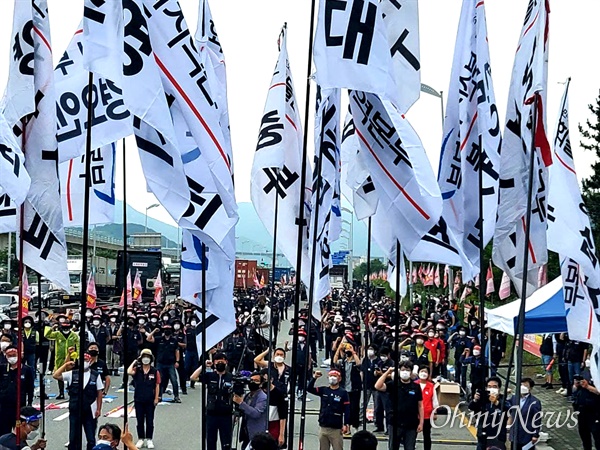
left=75, top=71, right=95, bottom=450
left=201, top=242, right=207, bottom=450
left=37, top=272, right=45, bottom=437
left=362, top=217, right=372, bottom=431
left=15, top=203, right=25, bottom=447
left=477, top=134, right=488, bottom=377
left=6, top=232, right=11, bottom=283
left=267, top=168, right=280, bottom=430
left=288, top=1, right=318, bottom=446
left=391, top=241, right=402, bottom=450
left=121, top=137, right=129, bottom=434
left=298, top=143, right=324, bottom=449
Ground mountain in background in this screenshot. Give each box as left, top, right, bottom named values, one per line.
left=73, top=201, right=382, bottom=261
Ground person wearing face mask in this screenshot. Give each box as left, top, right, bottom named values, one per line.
left=375, top=348, right=395, bottom=435
left=423, top=330, right=442, bottom=378
left=190, top=353, right=234, bottom=450
left=468, top=376, right=508, bottom=450
left=171, top=319, right=188, bottom=396
left=415, top=366, right=438, bottom=450
left=260, top=371, right=288, bottom=447
left=184, top=318, right=199, bottom=389
left=106, top=313, right=120, bottom=377
left=146, top=324, right=181, bottom=403
left=0, top=406, right=46, bottom=450
left=21, top=317, right=37, bottom=369
left=461, top=345, right=486, bottom=397
left=89, top=315, right=109, bottom=363
left=233, top=372, right=268, bottom=449
left=361, top=345, right=384, bottom=432
left=254, top=347, right=291, bottom=395
left=508, top=378, right=542, bottom=450
left=0, top=320, right=15, bottom=345
left=294, top=329, right=311, bottom=401
left=128, top=349, right=160, bottom=449
left=0, top=346, right=35, bottom=436
left=116, top=317, right=144, bottom=390
left=402, top=330, right=432, bottom=376
left=448, top=326, right=472, bottom=389
left=44, top=315, right=80, bottom=400
left=0, top=334, right=13, bottom=365
left=375, top=362, right=424, bottom=450
left=94, top=423, right=138, bottom=450
left=53, top=353, right=104, bottom=450
left=333, top=343, right=362, bottom=431
left=87, top=342, right=111, bottom=396
left=307, top=369, right=350, bottom=450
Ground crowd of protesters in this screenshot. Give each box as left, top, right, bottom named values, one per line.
left=0, top=284, right=599, bottom=449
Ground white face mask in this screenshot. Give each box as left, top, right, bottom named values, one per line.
left=586, top=359, right=591, bottom=368
left=24, top=322, right=32, bottom=329
left=520, top=385, right=530, bottom=396
left=142, top=357, right=152, bottom=365
left=418, top=372, right=428, bottom=380
left=191, top=321, right=197, bottom=327
left=110, top=317, right=117, bottom=323
left=96, top=439, right=112, bottom=447
left=59, top=318, right=66, bottom=324
left=428, top=333, right=435, bottom=338
left=26, top=429, right=39, bottom=441
left=174, top=324, right=181, bottom=330
left=3, top=324, right=11, bottom=330
left=86, top=312, right=93, bottom=318
left=274, top=356, right=285, bottom=364
left=459, top=331, right=466, bottom=336
left=416, top=339, right=424, bottom=345
left=473, top=350, right=481, bottom=356
left=92, top=320, right=100, bottom=326
left=367, top=349, right=375, bottom=358
left=151, top=318, right=158, bottom=323
left=328, top=376, right=339, bottom=385
left=380, top=356, right=388, bottom=362
left=7, top=357, right=18, bottom=365
left=488, top=387, right=499, bottom=396
left=0, top=342, right=9, bottom=351
left=298, top=336, right=305, bottom=343
left=399, top=370, right=411, bottom=381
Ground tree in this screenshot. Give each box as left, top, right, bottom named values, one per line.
left=352, top=258, right=386, bottom=282
left=579, top=91, right=600, bottom=250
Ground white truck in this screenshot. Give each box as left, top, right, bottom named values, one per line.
left=68, top=256, right=117, bottom=298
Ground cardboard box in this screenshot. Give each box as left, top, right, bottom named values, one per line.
left=437, top=381, right=462, bottom=409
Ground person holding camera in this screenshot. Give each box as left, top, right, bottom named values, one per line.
left=127, top=349, right=160, bottom=449
left=233, top=372, right=267, bottom=449
left=191, top=353, right=234, bottom=450
left=251, top=297, right=271, bottom=352
left=572, top=372, right=600, bottom=450
left=468, top=376, right=509, bottom=450
left=307, top=369, right=350, bottom=450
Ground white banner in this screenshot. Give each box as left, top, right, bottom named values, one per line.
left=60, top=143, right=116, bottom=227
left=492, top=0, right=551, bottom=298
left=438, top=0, right=501, bottom=283
left=0, top=113, right=30, bottom=205
left=0, top=195, right=17, bottom=233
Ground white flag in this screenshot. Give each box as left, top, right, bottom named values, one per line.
left=0, top=113, right=30, bottom=206
left=7, top=0, right=70, bottom=291
left=349, top=90, right=442, bottom=256
left=314, top=0, right=395, bottom=99
left=387, top=245, right=407, bottom=298
left=309, top=88, right=341, bottom=318
left=251, top=26, right=312, bottom=287
left=60, top=143, right=116, bottom=227
left=492, top=0, right=551, bottom=298
left=547, top=82, right=600, bottom=344
left=438, top=0, right=501, bottom=283
left=0, top=196, right=17, bottom=233
left=380, top=0, right=421, bottom=113
left=55, top=25, right=132, bottom=163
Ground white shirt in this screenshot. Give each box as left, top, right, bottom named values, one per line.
left=62, top=369, right=104, bottom=416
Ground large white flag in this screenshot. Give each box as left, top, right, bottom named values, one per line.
left=0, top=196, right=17, bottom=233
left=55, top=25, right=132, bottom=163
left=6, top=0, right=70, bottom=290
left=314, top=0, right=395, bottom=100
left=492, top=0, right=551, bottom=298
left=547, top=82, right=600, bottom=345
left=349, top=90, right=442, bottom=255
left=0, top=113, right=30, bottom=206
left=251, top=26, right=312, bottom=287
left=438, top=0, right=501, bottom=283
left=309, top=88, right=341, bottom=318
left=60, top=143, right=116, bottom=227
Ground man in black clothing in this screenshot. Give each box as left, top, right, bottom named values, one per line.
left=21, top=317, right=37, bottom=370
left=375, top=362, right=424, bottom=450
left=87, top=342, right=111, bottom=396
left=147, top=324, right=181, bottom=403
left=0, top=346, right=35, bottom=436
left=361, top=345, right=382, bottom=430
left=184, top=318, right=199, bottom=388
left=573, top=375, right=600, bottom=450
left=89, top=315, right=110, bottom=362
left=172, top=319, right=187, bottom=395
left=0, top=405, right=46, bottom=450
left=468, top=376, right=509, bottom=450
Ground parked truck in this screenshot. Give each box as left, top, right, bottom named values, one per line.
left=68, top=256, right=117, bottom=298
left=116, top=250, right=163, bottom=300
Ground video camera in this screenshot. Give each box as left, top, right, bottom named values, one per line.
left=224, top=370, right=253, bottom=397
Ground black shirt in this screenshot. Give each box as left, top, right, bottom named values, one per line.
left=90, top=359, right=109, bottom=383
left=0, top=432, right=27, bottom=450
left=386, top=379, right=422, bottom=429
left=154, top=335, right=179, bottom=365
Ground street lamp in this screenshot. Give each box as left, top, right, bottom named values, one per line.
left=420, top=83, right=445, bottom=127
left=145, top=203, right=160, bottom=232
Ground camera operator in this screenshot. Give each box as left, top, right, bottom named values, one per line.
left=191, top=353, right=234, bottom=450
left=251, top=297, right=271, bottom=353
left=233, top=372, right=267, bottom=449
left=468, top=376, right=509, bottom=450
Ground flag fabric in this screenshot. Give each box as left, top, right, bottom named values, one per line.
left=434, top=265, right=440, bottom=287
left=60, top=143, right=116, bottom=227
left=8, top=0, right=70, bottom=291
left=21, top=272, right=31, bottom=318
left=387, top=246, right=407, bottom=298
left=411, top=266, right=417, bottom=284
left=154, top=270, right=163, bottom=304
left=309, top=87, right=342, bottom=318
left=492, top=0, right=551, bottom=298
left=0, top=196, right=17, bottom=233
left=119, top=270, right=132, bottom=307
left=537, top=264, right=547, bottom=288
left=453, top=272, right=461, bottom=296
left=547, top=81, right=600, bottom=346
left=499, top=271, right=511, bottom=300
left=349, top=91, right=442, bottom=256
left=0, top=113, right=30, bottom=207
left=132, top=270, right=143, bottom=302
left=444, top=265, right=449, bottom=289
left=55, top=26, right=132, bottom=163
left=438, top=0, right=501, bottom=284
left=86, top=272, right=97, bottom=309
left=424, top=265, right=434, bottom=286
left=460, top=284, right=472, bottom=302
left=486, top=262, right=495, bottom=296
left=251, top=26, right=312, bottom=288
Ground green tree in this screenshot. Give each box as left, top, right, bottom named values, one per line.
left=579, top=91, right=600, bottom=250
left=352, top=258, right=386, bottom=282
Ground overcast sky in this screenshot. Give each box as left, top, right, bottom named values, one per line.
left=0, top=0, right=599, bottom=228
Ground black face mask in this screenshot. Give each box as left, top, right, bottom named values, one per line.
left=164, top=330, right=172, bottom=336
left=345, top=351, right=353, bottom=358
left=248, top=382, right=260, bottom=392
left=215, top=362, right=227, bottom=372
left=88, top=350, right=99, bottom=357
left=262, top=381, right=270, bottom=390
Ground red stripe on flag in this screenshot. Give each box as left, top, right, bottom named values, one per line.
left=460, top=111, right=478, bottom=151
left=286, top=114, right=297, bottom=130
left=66, top=159, right=74, bottom=221
left=355, top=128, right=430, bottom=220
left=269, top=82, right=286, bottom=90
left=154, top=54, right=231, bottom=173
left=33, top=27, right=51, bottom=52
left=555, top=152, right=576, bottom=175
left=521, top=216, right=537, bottom=264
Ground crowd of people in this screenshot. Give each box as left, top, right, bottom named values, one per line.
left=0, top=286, right=598, bottom=449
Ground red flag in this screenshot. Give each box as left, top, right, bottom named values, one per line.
left=485, top=262, right=495, bottom=296
left=411, top=266, right=417, bottom=284
left=499, top=271, right=511, bottom=300
left=253, top=271, right=260, bottom=288
left=537, top=264, right=547, bottom=288
left=132, top=270, right=143, bottom=302
left=86, top=273, right=97, bottom=309
left=154, top=270, right=163, bottom=304
left=21, top=273, right=31, bottom=318
left=443, top=265, right=449, bottom=289
left=434, top=265, right=440, bottom=287
left=119, top=270, right=133, bottom=307
left=460, top=285, right=472, bottom=302
left=453, top=272, right=461, bottom=296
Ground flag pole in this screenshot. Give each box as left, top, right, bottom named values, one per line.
left=477, top=134, right=488, bottom=377
left=362, top=216, right=372, bottom=431
left=288, top=1, right=317, bottom=446
left=121, top=136, right=129, bottom=433
left=37, top=271, right=45, bottom=437
left=15, top=203, right=24, bottom=447
left=201, top=242, right=207, bottom=450
left=298, top=140, right=324, bottom=449
left=267, top=168, right=280, bottom=430
left=514, top=94, right=540, bottom=398
left=391, top=241, right=402, bottom=450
